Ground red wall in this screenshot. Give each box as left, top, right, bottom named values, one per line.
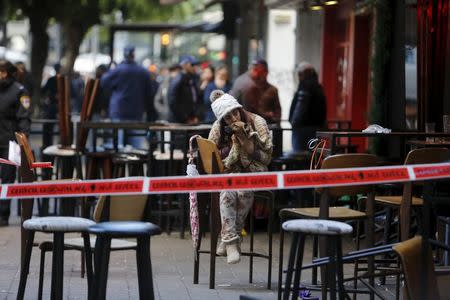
left=321, top=0, right=371, bottom=152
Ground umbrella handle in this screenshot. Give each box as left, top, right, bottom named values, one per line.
left=188, top=134, right=201, bottom=164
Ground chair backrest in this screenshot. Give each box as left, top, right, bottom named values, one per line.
left=393, top=236, right=440, bottom=300
left=14, top=132, right=35, bottom=168
left=56, top=75, right=72, bottom=147
left=77, top=78, right=99, bottom=151
left=319, top=153, right=379, bottom=197
left=404, top=147, right=450, bottom=165
left=196, top=137, right=224, bottom=174
left=93, top=195, right=149, bottom=222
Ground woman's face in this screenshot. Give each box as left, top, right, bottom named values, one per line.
left=201, top=67, right=214, bottom=81
left=216, top=68, right=228, bottom=81
left=223, top=108, right=241, bottom=125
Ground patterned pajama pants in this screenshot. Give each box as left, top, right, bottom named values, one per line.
left=220, top=190, right=254, bottom=243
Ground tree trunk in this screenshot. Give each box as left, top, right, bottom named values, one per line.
left=62, top=22, right=87, bottom=77
left=29, top=14, right=49, bottom=116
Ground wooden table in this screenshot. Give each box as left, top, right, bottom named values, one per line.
left=420, top=180, right=450, bottom=299
left=316, top=130, right=450, bottom=155
left=407, top=139, right=450, bottom=148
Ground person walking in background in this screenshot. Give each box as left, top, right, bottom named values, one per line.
left=41, top=63, right=62, bottom=149
left=230, top=59, right=281, bottom=125
left=70, top=71, right=85, bottom=114
left=92, top=64, right=110, bottom=119
left=146, top=67, right=159, bottom=122
left=229, top=63, right=252, bottom=104
left=0, top=60, right=31, bottom=225
left=199, top=65, right=215, bottom=100
left=203, top=66, right=232, bottom=123
left=208, top=89, right=272, bottom=264
left=14, top=62, right=34, bottom=100
left=101, top=45, right=156, bottom=148
left=168, top=55, right=202, bottom=124
left=154, top=64, right=181, bottom=121
left=289, top=62, right=326, bottom=152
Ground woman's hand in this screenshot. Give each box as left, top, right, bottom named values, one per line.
left=232, top=133, right=254, bottom=154
left=241, top=138, right=255, bottom=154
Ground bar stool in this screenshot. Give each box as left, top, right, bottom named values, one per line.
left=280, top=219, right=353, bottom=300
left=17, top=217, right=95, bottom=300
left=150, top=148, right=186, bottom=238
left=112, top=152, right=147, bottom=177
left=193, top=137, right=275, bottom=289
left=88, top=221, right=161, bottom=300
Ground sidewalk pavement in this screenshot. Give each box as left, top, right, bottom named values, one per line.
left=0, top=215, right=397, bottom=300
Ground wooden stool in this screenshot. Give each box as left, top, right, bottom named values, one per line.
left=112, top=152, right=147, bottom=177
left=88, top=221, right=161, bottom=300
left=280, top=219, right=353, bottom=300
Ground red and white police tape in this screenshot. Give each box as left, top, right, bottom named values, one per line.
left=0, top=162, right=449, bottom=200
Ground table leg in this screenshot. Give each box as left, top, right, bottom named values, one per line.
left=400, top=182, right=413, bottom=241
left=365, top=192, right=375, bottom=300
left=209, top=192, right=220, bottom=289
left=20, top=199, right=34, bottom=268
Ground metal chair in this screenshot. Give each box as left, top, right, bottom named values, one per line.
left=15, top=132, right=95, bottom=300
left=36, top=194, right=149, bottom=299
left=393, top=235, right=450, bottom=300
left=375, top=147, right=450, bottom=241
left=17, top=217, right=95, bottom=300
left=278, top=153, right=379, bottom=300
left=281, top=219, right=353, bottom=300
left=89, top=221, right=161, bottom=300
left=193, top=137, right=274, bottom=289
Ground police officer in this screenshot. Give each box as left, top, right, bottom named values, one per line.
left=0, top=59, right=31, bottom=225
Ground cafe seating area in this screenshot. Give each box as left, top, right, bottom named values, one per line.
left=6, top=77, right=450, bottom=299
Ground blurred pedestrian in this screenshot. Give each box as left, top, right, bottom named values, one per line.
left=0, top=59, right=31, bottom=225
left=41, top=63, right=61, bottom=149
left=230, top=59, right=281, bottom=124
left=208, top=90, right=272, bottom=264
left=154, top=64, right=181, bottom=121
left=92, top=64, right=110, bottom=119
left=199, top=65, right=215, bottom=99
left=14, top=61, right=34, bottom=99
left=101, top=45, right=156, bottom=148
left=146, top=68, right=159, bottom=122
left=203, top=66, right=231, bottom=123
left=70, top=71, right=85, bottom=114
left=168, top=55, right=202, bottom=124
left=289, top=62, right=326, bottom=151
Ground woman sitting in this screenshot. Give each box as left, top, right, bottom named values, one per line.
left=208, top=90, right=273, bottom=264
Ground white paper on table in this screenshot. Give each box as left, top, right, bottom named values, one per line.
left=8, top=140, right=21, bottom=166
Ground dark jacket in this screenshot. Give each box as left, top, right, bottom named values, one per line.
left=41, top=75, right=58, bottom=119
left=229, top=71, right=253, bottom=104
left=230, top=72, right=281, bottom=124
left=168, top=72, right=201, bottom=123
left=0, top=79, right=31, bottom=147
left=202, top=81, right=232, bottom=123
left=244, top=81, right=281, bottom=124
left=101, top=61, right=156, bottom=121
left=289, top=75, right=326, bottom=128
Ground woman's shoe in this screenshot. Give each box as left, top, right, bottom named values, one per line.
left=226, top=243, right=241, bottom=264
left=216, top=241, right=226, bottom=256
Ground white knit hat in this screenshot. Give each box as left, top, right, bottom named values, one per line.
left=210, top=90, right=242, bottom=121
left=296, top=61, right=314, bottom=73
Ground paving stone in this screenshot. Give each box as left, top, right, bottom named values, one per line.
left=0, top=212, right=400, bottom=299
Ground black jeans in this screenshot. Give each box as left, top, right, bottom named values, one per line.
left=0, top=147, right=16, bottom=219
